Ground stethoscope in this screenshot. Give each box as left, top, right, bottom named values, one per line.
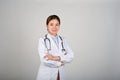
left=44, top=34, right=67, bottom=55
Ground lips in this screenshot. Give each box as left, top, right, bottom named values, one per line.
left=52, top=29, right=57, bottom=32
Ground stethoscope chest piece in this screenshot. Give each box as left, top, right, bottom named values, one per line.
left=62, top=49, right=67, bottom=55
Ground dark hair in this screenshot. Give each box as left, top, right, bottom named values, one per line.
left=46, top=15, right=60, bottom=25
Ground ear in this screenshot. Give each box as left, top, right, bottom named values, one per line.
left=47, top=27, right=49, bottom=32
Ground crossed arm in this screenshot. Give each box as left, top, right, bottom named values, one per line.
left=38, top=38, right=74, bottom=67
left=44, top=54, right=64, bottom=66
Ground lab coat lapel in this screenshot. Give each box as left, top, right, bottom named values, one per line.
left=58, top=35, right=63, bottom=52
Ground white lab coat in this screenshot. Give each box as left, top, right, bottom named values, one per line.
left=36, top=34, right=74, bottom=80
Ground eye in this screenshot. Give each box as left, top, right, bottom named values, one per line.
left=50, top=23, right=53, bottom=26
left=56, top=23, right=59, bottom=26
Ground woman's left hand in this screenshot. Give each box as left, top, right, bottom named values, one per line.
left=44, top=54, right=61, bottom=61
left=44, top=54, right=53, bottom=60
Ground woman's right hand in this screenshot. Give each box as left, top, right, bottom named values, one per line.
left=61, top=62, right=64, bottom=66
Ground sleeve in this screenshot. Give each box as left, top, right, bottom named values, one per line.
left=60, top=38, right=74, bottom=63
left=38, top=38, right=61, bottom=68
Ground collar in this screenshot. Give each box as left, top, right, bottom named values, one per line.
left=47, top=33, right=59, bottom=39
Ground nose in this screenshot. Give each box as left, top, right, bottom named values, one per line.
left=53, top=25, right=57, bottom=28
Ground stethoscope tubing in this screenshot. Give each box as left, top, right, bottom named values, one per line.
left=44, top=34, right=67, bottom=55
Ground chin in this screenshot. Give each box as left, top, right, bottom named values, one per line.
left=52, top=31, right=57, bottom=34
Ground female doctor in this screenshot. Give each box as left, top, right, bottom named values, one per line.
left=36, top=15, right=74, bottom=80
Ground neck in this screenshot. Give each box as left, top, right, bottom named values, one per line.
left=48, top=33, right=57, bottom=37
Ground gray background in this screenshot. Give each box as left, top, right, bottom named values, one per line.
left=0, top=0, right=120, bottom=80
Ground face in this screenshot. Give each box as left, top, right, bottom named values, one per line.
left=47, top=19, right=60, bottom=36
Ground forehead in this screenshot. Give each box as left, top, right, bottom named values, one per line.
left=48, top=19, right=59, bottom=23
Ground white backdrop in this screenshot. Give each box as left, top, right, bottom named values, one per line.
left=0, top=0, right=120, bottom=80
